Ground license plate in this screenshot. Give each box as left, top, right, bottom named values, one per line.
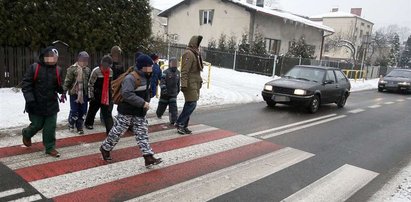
left=272, top=95, right=290, bottom=102
left=386, top=83, right=397, bottom=87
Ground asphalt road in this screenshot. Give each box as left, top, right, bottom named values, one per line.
left=190, top=90, right=411, bottom=201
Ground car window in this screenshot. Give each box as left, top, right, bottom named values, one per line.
left=335, top=70, right=347, bottom=83
left=386, top=70, right=411, bottom=78
left=326, top=70, right=336, bottom=83
left=284, top=67, right=325, bottom=83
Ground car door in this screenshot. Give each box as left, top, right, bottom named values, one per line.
left=322, top=70, right=339, bottom=103
left=335, top=70, right=350, bottom=95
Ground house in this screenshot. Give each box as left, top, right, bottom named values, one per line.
left=158, top=0, right=334, bottom=58
left=151, top=7, right=168, bottom=37
left=310, top=8, right=374, bottom=61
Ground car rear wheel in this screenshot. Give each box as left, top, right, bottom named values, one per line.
left=378, top=87, right=383, bottom=92
left=266, top=100, right=276, bottom=108
left=308, top=95, right=320, bottom=113
left=337, top=93, right=347, bottom=108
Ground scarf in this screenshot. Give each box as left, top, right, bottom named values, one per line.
left=188, top=47, right=204, bottom=71
left=100, top=66, right=110, bottom=106
left=72, top=62, right=85, bottom=104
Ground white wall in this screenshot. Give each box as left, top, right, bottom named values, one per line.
left=166, top=0, right=251, bottom=46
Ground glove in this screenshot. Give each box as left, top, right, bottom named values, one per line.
left=60, top=94, right=67, bottom=103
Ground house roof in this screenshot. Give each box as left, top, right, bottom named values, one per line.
left=310, top=11, right=374, bottom=25
left=158, top=0, right=334, bottom=33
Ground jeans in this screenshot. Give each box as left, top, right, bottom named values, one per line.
left=68, top=95, right=88, bottom=130
left=176, top=101, right=197, bottom=128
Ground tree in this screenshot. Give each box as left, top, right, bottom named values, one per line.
left=227, top=35, right=237, bottom=52
left=208, top=38, right=217, bottom=50
left=238, top=33, right=250, bottom=53
left=251, top=31, right=266, bottom=55
left=218, top=33, right=227, bottom=51
left=399, top=35, right=411, bottom=67
left=388, top=33, right=400, bottom=67
left=286, top=36, right=315, bottom=59
left=0, top=0, right=152, bottom=53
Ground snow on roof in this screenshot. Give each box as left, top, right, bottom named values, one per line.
left=158, top=0, right=334, bottom=33
left=310, top=11, right=358, bottom=19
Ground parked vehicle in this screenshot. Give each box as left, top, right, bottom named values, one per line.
left=378, top=69, right=411, bottom=93
left=262, top=65, right=351, bottom=113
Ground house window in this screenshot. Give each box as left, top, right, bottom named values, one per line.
left=265, top=38, right=281, bottom=55
left=367, top=25, right=370, bottom=28
left=200, top=9, right=214, bottom=25
left=361, top=22, right=364, bottom=26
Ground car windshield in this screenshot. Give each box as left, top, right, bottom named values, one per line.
left=386, top=70, right=411, bottom=78
left=284, top=67, right=325, bottom=83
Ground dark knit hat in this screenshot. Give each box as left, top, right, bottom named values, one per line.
left=150, top=53, right=159, bottom=61
left=101, top=55, right=113, bottom=67
left=136, top=54, right=154, bottom=70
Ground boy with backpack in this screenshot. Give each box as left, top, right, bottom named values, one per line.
left=21, top=46, right=64, bottom=157
left=156, top=57, right=180, bottom=125
left=100, top=54, right=162, bottom=167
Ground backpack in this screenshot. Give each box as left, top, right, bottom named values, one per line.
left=112, top=66, right=141, bottom=105
left=33, top=63, right=62, bottom=86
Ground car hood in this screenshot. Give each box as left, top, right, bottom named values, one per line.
left=383, top=77, right=411, bottom=82
left=267, top=78, right=319, bottom=90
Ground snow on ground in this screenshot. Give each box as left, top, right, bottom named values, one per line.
left=0, top=66, right=379, bottom=129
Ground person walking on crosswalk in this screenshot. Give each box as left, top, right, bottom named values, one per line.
left=175, top=35, right=204, bottom=135
left=100, top=54, right=162, bottom=167
left=21, top=46, right=64, bottom=157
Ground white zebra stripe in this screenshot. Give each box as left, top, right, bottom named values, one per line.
left=281, top=164, right=378, bottom=202
left=129, top=147, right=314, bottom=202
left=8, top=194, right=42, bottom=202
left=0, top=188, right=24, bottom=199
left=30, top=135, right=261, bottom=198
left=1, top=124, right=216, bottom=170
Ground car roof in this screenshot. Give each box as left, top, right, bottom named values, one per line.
left=390, top=68, right=411, bottom=72
left=295, top=65, right=340, bottom=70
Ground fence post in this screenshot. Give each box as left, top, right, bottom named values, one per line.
left=233, top=50, right=237, bottom=70
left=299, top=56, right=302, bottom=65
left=272, top=55, right=277, bottom=77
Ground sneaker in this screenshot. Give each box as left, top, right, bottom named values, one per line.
left=156, top=115, right=162, bottom=119
left=85, top=125, right=94, bottom=130
left=77, top=129, right=84, bottom=135
left=100, top=146, right=112, bottom=161
left=177, top=126, right=186, bottom=135
left=183, top=127, right=192, bottom=134
left=22, top=136, right=32, bottom=147
left=46, top=149, right=60, bottom=158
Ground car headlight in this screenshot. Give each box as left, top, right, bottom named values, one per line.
left=379, top=80, right=387, bottom=84
left=264, top=84, right=273, bottom=91
left=398, top=82, right=411, bottom=86
left=294, top=89, right=306, bottom=95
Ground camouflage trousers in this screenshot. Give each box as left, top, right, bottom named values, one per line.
left=101, top=114, right=154, bottom=155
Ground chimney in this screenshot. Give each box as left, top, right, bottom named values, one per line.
left=331, top=8, right=338, bottom=12
left=256, top=0, right=264, bottom=7
left=350, top=8, right=362, bottom=16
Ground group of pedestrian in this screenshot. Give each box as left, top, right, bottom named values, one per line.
left=21, top=35, right=204, bottom=167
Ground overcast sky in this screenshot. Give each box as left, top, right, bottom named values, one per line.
left=151, top=0, right=411, bottom=35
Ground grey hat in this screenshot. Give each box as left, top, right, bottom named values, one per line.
left=78, top=51, right=89, bottom=59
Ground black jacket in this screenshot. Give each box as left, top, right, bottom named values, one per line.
left=22, top=47, right=64, bottom=116
left=88, top=66, right=113, bottom=101
left=160, top=67, right=180, bottom=97
left=117, top=69, right=151, bottom=117
left=112, top=62, right=124, bottom=81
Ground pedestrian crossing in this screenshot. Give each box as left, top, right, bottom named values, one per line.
left=0, top=119, right=380, bottom=201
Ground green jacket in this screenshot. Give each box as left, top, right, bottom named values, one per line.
left=181, top=36, right=204, bottom=102
left=63, top=63, right=91, bottom=96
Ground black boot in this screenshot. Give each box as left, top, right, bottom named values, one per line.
left=143, top=154, right=162, bottom=167
left=100, top=146, right=112, bottom=161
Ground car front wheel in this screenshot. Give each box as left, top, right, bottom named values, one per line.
left=266, top=100, right=276, bottom=108
left=378, top=87, right=383, bottom=92
left=308, top=95, right=320, bottom=113
left=337, top=93, right=347, bottom=108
